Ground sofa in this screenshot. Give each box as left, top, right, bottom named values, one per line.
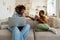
left=0, top=17, right=60, bottom=40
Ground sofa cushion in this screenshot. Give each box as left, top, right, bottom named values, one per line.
left=0, top=18, right=8, bottom=29
left=27, top=29, right=34, bottom=40
left=48, top=17, right=60, bottom=28
left=35, top=29, right=60, bottom=40
left=47, top=17, right=54, bottom=27
left=0, top=25, right=9, bottom=29
left=0, top=29, right=12, bottom=40
left=52, top=18, right=60, bottom=28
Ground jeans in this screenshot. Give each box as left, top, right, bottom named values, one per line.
left=8, top=24, right=30, bottom=40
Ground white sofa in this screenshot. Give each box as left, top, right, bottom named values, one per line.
left=0, top=17, right=60, bottom=40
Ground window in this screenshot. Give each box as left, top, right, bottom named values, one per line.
left=47, top=0, right=56, bottom=16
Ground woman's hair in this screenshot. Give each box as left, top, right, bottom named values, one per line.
left=39, top=10, right=45, bottom=15
left=15, top=5, right=26, bottom=13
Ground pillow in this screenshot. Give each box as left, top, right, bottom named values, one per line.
left=0, top=18, right=8, bottom=29
left=8, top=17, right=27, bottom=27
left=0, top=25, right=9, bottom=29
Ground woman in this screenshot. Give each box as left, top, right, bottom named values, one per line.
left=8, top=5, right=30, bottom=40
left=27, top=10, right=57, bottom=34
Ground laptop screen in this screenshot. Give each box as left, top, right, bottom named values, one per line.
left=8, top=17, right=26, bottom=27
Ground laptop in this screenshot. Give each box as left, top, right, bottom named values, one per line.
left=8, top=17, right=27, bottom=27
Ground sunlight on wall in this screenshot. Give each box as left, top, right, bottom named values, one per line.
left=0, top=5, right=9, bottom=19
left=47, top=0, right=56, bottom=16
left=0, top=0, right=15, bottom=19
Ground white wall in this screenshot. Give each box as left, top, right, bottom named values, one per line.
left=0, top=0, right=47, bottom=19
left=30, top=0, right=47, bottom=16
left=0, top=0, right=15, bottom=19
left=15, top=0, right=30, bottom=5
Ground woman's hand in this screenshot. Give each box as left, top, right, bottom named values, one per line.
left=25, top=16, right=30, bottom=18
left=26, top=16, right=35, bottom=21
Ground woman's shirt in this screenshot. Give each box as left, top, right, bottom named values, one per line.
left=12, top=12, right=21, bottom=18
left=9, top=12, right=24, bottom=31
left=12, top=12, right=26, bottom=26
left=12, top=12, right=25, bottom=17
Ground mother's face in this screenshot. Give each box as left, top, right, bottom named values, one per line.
left=19, top=9, right=25, bottom=15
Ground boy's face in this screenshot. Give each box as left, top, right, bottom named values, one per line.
left=39, top=13, right=44, bottom=17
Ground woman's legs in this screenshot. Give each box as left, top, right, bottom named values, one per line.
left=8, top=27, right=23, bottom=40
left=8, top=24, right=30, bottom=40
left=12, top=27, right=21, bottom=40
left=21, top=24, right=30, bottom=40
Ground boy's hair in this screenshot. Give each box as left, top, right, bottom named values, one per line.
left=15, top=5, right=26, bottom=13
left=39, top=10, right=44, bottom=15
